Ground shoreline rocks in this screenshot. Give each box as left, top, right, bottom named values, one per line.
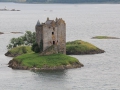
left=8, top=59, right=84, bottom=71
left=5, top=51, right=21, bottom=57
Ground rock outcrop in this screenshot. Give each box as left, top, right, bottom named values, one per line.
left=0, top=32, right=4, bottom=34
left=5, top=51, right=21, bottom=57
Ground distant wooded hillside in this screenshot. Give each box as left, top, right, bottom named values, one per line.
left=0, top=0, right=26, bottom=2
left=0, top=0, right=120, bottom=3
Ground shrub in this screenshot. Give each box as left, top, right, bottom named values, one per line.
left=7, top=31, right=36, bottom=49
left=32, top=43, right=40, bottom=53
left=8, top=46, right=33, bottom=56
left=22, top=46, right=27, bottom=53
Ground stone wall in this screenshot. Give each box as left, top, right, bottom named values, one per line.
left=57, top=21, right=66, bottom=54
left=35, top=18, right=66, bottom=55
left=35, top=25, right=43, bottom=46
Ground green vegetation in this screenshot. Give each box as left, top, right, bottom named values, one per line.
left=13, top=53, right=81, bottom=68
left=66, top=40, right=104, bottom=55
left=5, top=46, right=33, bottom=57
left=7, top=31, right=35, bottom=49
left=6, top=39, right=105, bottom=57
left=31, top=43, right=40, bottom=53
left=32, top=40, right=43, bottom=53
left=92, top=36, right=120, bottom=39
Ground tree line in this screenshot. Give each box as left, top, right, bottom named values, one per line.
left=27, top=0, right=120, bottom=3
left=0, top=0, right=120, bottom=3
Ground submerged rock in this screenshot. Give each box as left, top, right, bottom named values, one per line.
left=5, top=51, right=21, bottom=57
left=0, top=32, right=4, bottom=34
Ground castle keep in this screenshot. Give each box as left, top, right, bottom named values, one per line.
left=35, top=18, right=66, bottom=54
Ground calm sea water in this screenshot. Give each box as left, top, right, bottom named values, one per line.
left=0, top=3, right=120, bottom=90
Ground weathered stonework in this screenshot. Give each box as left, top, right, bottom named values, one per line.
left=35, top=18, right=66, bottom=54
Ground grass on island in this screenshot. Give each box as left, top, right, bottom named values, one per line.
left=92, top=36, right=119, bottom=39
left=13, top=53, right=80, bottom=68
left=66, top=40, right=103, bottom=55
left=8, top=46, right=33, bottom=55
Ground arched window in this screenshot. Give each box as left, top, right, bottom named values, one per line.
left=53, top=41, right=55, bottom=45
left=52, top=32, right=54, bottom=35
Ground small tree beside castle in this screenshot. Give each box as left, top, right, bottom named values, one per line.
left=34, top=17, right=66, bottom=55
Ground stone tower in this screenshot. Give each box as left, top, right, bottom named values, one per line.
left=35, top=18, right=66, bottom=54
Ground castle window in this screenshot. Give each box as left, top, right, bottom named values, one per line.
left=53, top=27, right=55, bottom=30
left=52, top=32, right=54, bottom=35
left=53, top=41, right=55, bottom=45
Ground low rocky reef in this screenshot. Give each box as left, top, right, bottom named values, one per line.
left=8, top=53, right=84, bottom=70
left=0, top=32, right=23, bottom=35
left=0, top=32, right=4, bottom=34
left=5, top=46, right=33, bottom=57
left=11, top=32, right=23, bottom=34
left=0, top=9, right=20, bottom=11
left=66, top=40, right=105, bottom=55
left=6, top=40, right=105, bottom=71
left=92, top=36, right=120, bottom=39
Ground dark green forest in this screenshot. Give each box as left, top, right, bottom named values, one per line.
left=27, top=0, right=120, bottom=3
left=0, top=0, right=120, bottom=3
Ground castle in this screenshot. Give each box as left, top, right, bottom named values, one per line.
left=35, top=17, right=66, bottom=54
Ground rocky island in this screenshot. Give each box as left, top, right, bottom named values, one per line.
left=0, top=7, right=20, bottom=11
left=7, top=18, right=84, bottom=71
left=8, top=53, right=83, bottom=70
left=6, top=18, right=105, bottom=71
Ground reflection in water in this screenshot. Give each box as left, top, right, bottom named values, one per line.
left=34, top=70, right=67, bottom=79
left=32, top=70, right=68, bottom=90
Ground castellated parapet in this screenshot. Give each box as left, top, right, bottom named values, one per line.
left=35, top=18, right=66, bottom=54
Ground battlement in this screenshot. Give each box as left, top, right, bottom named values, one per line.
left=36, top=17, right=65, bottom=27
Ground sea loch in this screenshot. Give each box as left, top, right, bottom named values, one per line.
left=0, top=3, right=120, bottom=90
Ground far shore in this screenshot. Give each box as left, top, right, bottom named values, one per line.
left=0, top=32, right=23, bottom=35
